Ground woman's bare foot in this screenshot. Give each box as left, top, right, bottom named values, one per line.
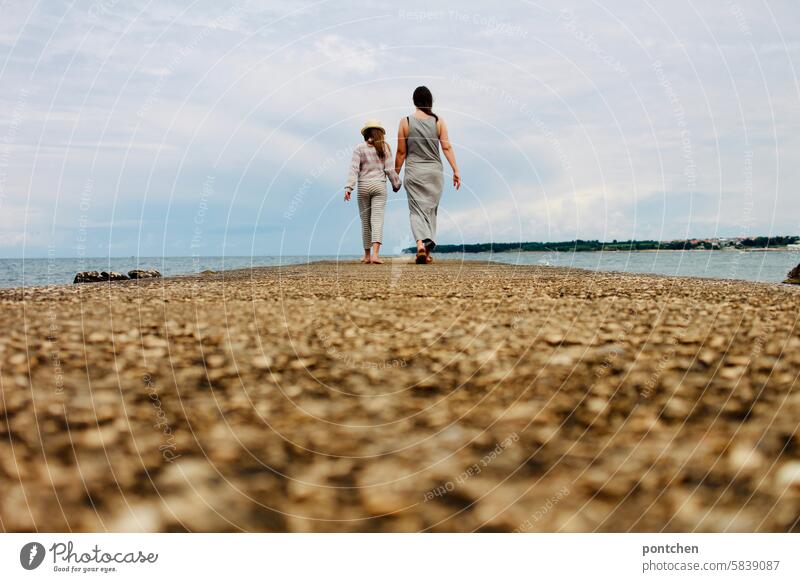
left=371, top=257, right=384, bottom=264
left=360, top=251, right=370, bottom=263
left=414, top=240, right=427, bottom=264
left=424, top=242, right=433, bottom=264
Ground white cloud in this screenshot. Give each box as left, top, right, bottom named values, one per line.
left=313, top=34, right=381, bottom=74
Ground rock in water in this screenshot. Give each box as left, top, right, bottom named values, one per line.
left=73, top=271, right=103, bottom=283
left=73, top=271, right=129, bottom=284
left=128, top=269, right=162, bottom=279
left=785, top=263, right=800, bottom=285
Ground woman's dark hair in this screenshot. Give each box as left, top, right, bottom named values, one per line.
left=413, top=86, right=438, bottom=121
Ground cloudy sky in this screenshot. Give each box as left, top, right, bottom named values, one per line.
left=0, top=0, right=798, bottom=258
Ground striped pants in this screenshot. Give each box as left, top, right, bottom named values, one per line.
left=357, top=180, right=387, bottom=249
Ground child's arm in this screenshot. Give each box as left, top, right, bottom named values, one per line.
left=383, top=145, right=401, bottom=192
left=344, top=145, right=360, bottom=200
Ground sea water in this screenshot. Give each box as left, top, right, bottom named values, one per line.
left=461, top=249, right=800, bottom=284
left=0, top=250, right=798, bottom=289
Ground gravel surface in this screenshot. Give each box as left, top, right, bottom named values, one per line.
left=1, top=259, right=799, bottom=532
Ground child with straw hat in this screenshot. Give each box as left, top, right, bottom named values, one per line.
left=344, top=119, right=401, bottom=264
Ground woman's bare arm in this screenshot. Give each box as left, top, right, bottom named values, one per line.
left=383, top=144, right=401, bottom=192
left=395, top=117, right=408, bottom=175
left=438, top=118, right=461, bottom=189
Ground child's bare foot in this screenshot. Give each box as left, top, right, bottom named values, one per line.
left=360, top=253, right=370, bottom=263
left=370, top=242, right=383, bottom=265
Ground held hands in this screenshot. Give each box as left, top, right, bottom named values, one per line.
left=453, top=172, right=461, bottom=190
left=344, top=190, right=351, bottom=201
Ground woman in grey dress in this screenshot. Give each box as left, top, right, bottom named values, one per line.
left=395, top=86, right=461, bottom=264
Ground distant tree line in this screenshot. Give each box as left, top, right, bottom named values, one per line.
left=404, top=236, right=800, bottom=254
left=736, top=235, right=799, bottom=248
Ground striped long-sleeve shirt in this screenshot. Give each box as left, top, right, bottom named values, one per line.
left=344, top=142, right=401, bottom=193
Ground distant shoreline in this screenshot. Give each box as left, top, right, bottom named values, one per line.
left=403, top=237, right=800, bottom=254
left=410, top=247, right=800, bottom=254
left=402, top=247, right=800, bottom=255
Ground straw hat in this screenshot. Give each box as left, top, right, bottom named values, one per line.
left=360, top=119, right=385, bottom=136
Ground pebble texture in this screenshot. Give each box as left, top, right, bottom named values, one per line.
left=1, top=259, right=799, bottom=532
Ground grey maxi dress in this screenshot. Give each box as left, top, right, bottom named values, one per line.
left=404, top=116, right=443, bottom=248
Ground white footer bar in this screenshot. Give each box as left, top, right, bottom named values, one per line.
left=1, top=534, right=796, bottom=581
